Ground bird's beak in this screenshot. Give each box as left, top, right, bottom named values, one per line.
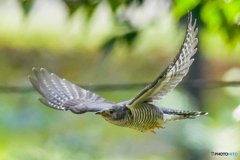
left=95, top=111, right=106, bottom=116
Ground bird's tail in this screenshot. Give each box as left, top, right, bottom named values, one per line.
left=160, top=107, right=208, bottom=121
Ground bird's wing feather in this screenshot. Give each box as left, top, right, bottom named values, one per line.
left=127, top=11, right=198, bottom=109
left=29, top=68, right=114, bottom=114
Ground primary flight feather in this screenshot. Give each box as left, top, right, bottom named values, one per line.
left=29, top=12, right=207, bottom=133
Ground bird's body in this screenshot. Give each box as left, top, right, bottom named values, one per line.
left=100, top=102, right=206, bottom=132
left=126, top=103, right=163, bottom=132
left=29, top=12, right=208, bottom=133
left=103, top=103, right=163, bottom=132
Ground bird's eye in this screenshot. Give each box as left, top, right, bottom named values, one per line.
left=109, top=110, right=114, bottom=114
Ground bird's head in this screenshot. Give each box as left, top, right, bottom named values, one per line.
left=95, top=105, right=131, bottom=122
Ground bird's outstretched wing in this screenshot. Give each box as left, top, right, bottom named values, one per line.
left=29, top=68, right=114, bottom=114
left=127, top=11, right=198, bottom=109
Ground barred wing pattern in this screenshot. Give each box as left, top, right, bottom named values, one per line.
left=128, top=12, right=198, bottom=108
left=29, top=68, right=114, bottom=114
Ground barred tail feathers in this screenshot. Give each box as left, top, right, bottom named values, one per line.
left=160, top=107, right=208, bottom=121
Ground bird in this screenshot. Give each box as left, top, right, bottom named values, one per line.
left=29, top=12, right=208, bottom=133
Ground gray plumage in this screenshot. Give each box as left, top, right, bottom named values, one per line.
left=29, top=12, right=208, bottom=133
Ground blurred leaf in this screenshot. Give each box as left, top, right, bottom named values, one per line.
left=122, top=30, right=138, bottom=45
left=220, top=1, right=240, bottom=42
left=64, top=0, right=84, bottom=16
left=64, top=0, right=100, bottom=18
left=125, top=0, right=144, bottom=6
left=109, top=0, right=145, bottom=13
left=222, top=0, right=240, bottom=25
left=220, top=10, right=240, bottom=42
left=201, top=0, right=240, bottom=44
left=101, top=31, right=138, bottom=56
left=174, top=0, right=240, bottom=46
left=83, top=2, right=99, bottom=20
left=173, top=0, right=201, bottom=19
left=101, top=37, right=117, bottom=56
left=18, top=0, right=35, bottom=16
left=108, top=0, right=122, bottom=13
left=201, top=1, right=222, bottom=29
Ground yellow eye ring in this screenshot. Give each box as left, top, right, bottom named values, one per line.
left=109, top=110, right=114, bottom=114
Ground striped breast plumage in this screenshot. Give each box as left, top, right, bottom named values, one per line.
left=129, top=103, right=164, bottom=132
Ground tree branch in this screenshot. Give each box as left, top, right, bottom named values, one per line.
left=0, top=80, right=240, bottom=93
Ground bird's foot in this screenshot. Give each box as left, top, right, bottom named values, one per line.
left=156, top=125, right=164, bottom=129
left=150, top=130, right=156, bottom=134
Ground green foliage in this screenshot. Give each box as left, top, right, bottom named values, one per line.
left=18, top=0, right=35, bottom=16
left=16, top=0, right=240, bottom=54
left=108, top=0, right=122, bottom=13
left=16, top=0, right=144, bottom=55
left=173, top=0, right=240, bottom=46
left=101, top=30, right=138, bottom=56
left=123, top=31, right=138, bottom=44
left=125, top=0, right=144, bottom=6
left=1, top=1, right=240, bottom=159
left=63, top=0, right=100, bottom=18
left=102, top=37, right=117, bottom=56
left=201, top=0, right=240, bottom=42
left=173, top=0, right=201, bottom=19
left=108, top=0, right=144, bottom=12
left=64, top=0, right=84, bottom=16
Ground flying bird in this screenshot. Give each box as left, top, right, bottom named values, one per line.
left=29, top=12, right=207, bottom=133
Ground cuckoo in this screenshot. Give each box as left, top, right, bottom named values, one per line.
left=29, top=12, right=208, bottom=133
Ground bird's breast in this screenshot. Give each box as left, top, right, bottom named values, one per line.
left=128, top=103, right=163, bottom=132
left=101, top=104, right=163, bottom=132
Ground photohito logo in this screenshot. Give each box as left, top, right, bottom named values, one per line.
left=210, top=151, right=238, bottom=157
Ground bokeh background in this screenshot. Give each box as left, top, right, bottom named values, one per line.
left=0, top=0, right=240, bottom=159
